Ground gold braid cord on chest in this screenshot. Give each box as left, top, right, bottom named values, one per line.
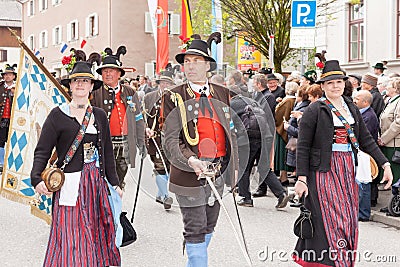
left=170, top=91, right=199, bottom=146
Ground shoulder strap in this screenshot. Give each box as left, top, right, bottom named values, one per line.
left=61, top=105, right=93, bottom=169
left=321, top=97, right=359, bottom=149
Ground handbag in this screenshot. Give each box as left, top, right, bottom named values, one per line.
left=285, top=137, right=298, bottom=151
left=120, top=211, right=137, bottom=247
left=293, top=197, right=314, bottom=239
left=41, top=106, right=93, bottom=192
left=322, top=98, right=378, bottom=179
left=392, top=139, right=400, bottom=164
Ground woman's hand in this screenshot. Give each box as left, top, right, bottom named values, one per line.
left=35, top=181, right=52, bottom=196
left=381, top=165, right=393, bottom=190
left=377, top=137, right=385, bottom=146
left=291, top=110, right=303, bottom=119
left=283, top=122, right=289, bottom=130
left=294, top=175, right=308, bottom=198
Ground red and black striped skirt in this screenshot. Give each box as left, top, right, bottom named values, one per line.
left=43, top=161, right=121, bottom=267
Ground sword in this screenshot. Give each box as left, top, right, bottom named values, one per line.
left=203, top=173, right=253, bottom=266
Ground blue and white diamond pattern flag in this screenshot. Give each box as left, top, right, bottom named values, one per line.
left=1, top=46, right=69, bottom=224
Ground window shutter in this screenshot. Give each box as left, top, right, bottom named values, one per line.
left=145, top=62, right=155, bottom=77
left=145, top=12, right=153, bottom=33
left=85, top=17, right=90, bottom=37
left=170, top=14, right=180, bottom=35
left=44, top=0, right=48, bottom=10
left=52, top=28, right=56, bottom=45
left=44, top=31, right=48, bottom=47
left=66, top=23, right=71, bottom=42
left=93, top=14, right=99, bottom=36
left=39, top=0, right=43, bottom=11
left=75, top=20, right=79, bottom=40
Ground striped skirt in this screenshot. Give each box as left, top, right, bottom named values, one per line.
left=43, top=161, right=121, bottom=267
left=294, top=150, right=359, bottom=267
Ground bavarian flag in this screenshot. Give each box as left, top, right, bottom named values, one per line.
left=181, top=0, right=193, bottom=39
left=0, top=31, right=70, bottom=224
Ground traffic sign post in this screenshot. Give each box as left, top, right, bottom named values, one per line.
left=291, top=0, right=317, bottom=28
left=290, top=0, right=317, bottom=74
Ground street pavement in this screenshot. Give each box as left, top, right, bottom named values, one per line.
left=1, top=157, right=400, bottom=267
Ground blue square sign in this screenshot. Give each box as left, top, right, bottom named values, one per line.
left=291, top=0, right=317, bottom=28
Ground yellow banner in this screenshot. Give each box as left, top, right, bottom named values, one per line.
left=237, top=37, right=261, bottom=71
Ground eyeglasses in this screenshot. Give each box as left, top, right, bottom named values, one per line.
left=71, top=78, right=91, bottom=84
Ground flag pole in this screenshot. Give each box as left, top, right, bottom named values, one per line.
left=8, top=27, right=71, bottom=102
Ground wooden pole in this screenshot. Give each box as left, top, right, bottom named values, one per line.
left=8, top=27, right=71, bottom=102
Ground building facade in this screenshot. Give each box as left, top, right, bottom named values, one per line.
left=0, top=0, right=22, bottom=70
left=316, top=0, right=400, bottom=75
left=18, top=0, right=183, bottom=78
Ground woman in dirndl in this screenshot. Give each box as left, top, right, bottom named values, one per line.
left=31, top=54, right=122, bottom=267
left=293, top=60, right=393, bottom=267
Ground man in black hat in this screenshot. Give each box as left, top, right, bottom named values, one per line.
left=162, top=38, right=238, bottom=266
left=143, top=71, right=175, bottom=210
left=372, top=62, right=386, bottom=77
left=266, top=73, right=285, bottom=102
left=0, top=64, right=17, bottom=171
left=91, top=47, right=146, bottom=188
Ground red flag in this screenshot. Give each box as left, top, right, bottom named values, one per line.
left=156, top=0, right=169, bottom=74
left=181, top=0, right=193, bottom=40
left=80, top=37, right=87, bottom=49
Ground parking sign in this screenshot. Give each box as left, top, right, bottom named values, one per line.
left=291, top=0, right=317, bottom=28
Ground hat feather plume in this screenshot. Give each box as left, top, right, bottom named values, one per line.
left=73, top=49, right=87, bottom=62
left=87, top=52, right=102, bottom=66
left=104, top=47, right=113, bottom=56
left=116, top=46, right=127, bottom=60
left=207, top=32, right=222, bottom=49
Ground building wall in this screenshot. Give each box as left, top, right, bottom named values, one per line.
left=20, top=0, right=183, bottom=79
left=316, top=0, right=400, bottom=75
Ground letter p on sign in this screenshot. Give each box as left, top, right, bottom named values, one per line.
left=291, top=0, right=316, bottom=28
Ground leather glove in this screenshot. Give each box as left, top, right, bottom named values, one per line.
left=139, top=145, right=147, bottom=159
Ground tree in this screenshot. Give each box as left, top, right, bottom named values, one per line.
left=217, top=0, right=340, bottom=73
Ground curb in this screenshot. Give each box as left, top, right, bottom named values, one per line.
left=371, top=210, right=400, bottom=229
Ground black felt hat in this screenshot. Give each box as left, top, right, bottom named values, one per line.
left=61, top=61, right=102, bottom=90
left=96, top=46, right=132, bottom=77
left=372, top=62, right=386, bottom=70
left=316, top=60, right=348, bottom=84
left=156, top=70, right=175, bottom=84
left=259, top=67, right=273, bottom=75
left=175, top=39, right=217, bottom=71
left=1, top=63, right=17, bottom=79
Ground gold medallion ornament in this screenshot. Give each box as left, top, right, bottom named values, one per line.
left=17, top=117, right=26, bottom=126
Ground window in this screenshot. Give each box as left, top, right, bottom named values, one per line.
left=67, top=20, right=79, bottom=42
left=28, top=35, right=35, bottom=50
left=53, top=25, right=62, bottom=45
left=348, top=1, right=364, bottom=61
left=39, top=0, right=48, bottom=12
left=28, top=0, right=35, bottom=16
left=0, top=50, right=7, bottom=62
left=86, top=14, right=98, bottom=37
left=52, top=0, right=61, bottom=5
left=39, top=30, right=48, bottom=48
left=397, top=0, right=400, bottom=57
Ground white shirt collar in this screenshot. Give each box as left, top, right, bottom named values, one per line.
left=107, top=84, right=120, bottom=93
left=4, top=81, right=15, bottom=89
left=189, top=81, right=210, bottom=96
